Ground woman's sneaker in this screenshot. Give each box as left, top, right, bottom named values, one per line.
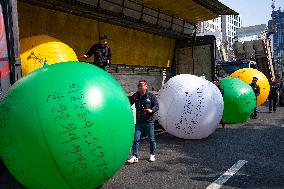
left=127, top=156, right=138, bottom=164
left=149, top=154, right=156, bottom=162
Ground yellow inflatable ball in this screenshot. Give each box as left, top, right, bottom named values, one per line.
left=20, top=35, right=78, bottom=76
left=229, top=68, right=270, bottom=106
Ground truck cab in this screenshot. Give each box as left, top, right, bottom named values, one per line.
left=216, top=60, right=257, bottom=78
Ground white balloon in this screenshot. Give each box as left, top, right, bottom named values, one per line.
left=157, top=74, right=224, bottom=139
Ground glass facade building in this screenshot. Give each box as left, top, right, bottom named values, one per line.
left=268, top=8, right=284, bottom=75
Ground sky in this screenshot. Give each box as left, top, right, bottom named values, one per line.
left=219, top=0, right=283, bottom=27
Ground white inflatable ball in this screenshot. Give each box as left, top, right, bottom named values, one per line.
left=158, top=74, right=224, bottom=139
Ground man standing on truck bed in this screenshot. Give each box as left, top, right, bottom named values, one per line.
left=80, top=34, right=111, bottom=70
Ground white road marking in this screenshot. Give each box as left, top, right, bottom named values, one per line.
left=206, top=160, right=248, bottom=189
left=281, top=124, right=284, bottom=128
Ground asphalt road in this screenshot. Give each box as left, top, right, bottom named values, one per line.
left=103, top=105, right=284, bottom=189
left=1, top=106, right=284, bottom=189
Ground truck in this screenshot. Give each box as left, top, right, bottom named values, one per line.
left=232, top=31, right=275, bottom=81
left=0, top=0, right=237, bottom=97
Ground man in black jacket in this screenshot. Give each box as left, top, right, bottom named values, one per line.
left=127, top=80, right=159, bottom=164
left=268, top=78, right=281, bottom=112
left=250, top=77, right=260, bottom=119
left=81, top=34, right=111, bottom=70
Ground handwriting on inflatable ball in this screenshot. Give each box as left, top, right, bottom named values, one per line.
left=47, top=83, right=110, bottom=186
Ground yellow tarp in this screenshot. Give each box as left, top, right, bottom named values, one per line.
left=18, top=2, right=174, bottom=68
left=142, top=0, right=218, bottom=22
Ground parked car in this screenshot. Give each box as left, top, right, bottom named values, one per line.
left=279, top=82, right=284, bottom=106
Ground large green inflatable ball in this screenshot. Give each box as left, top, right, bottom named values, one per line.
left=0, top=61, right=134, bottom=189
left=220, top=78, right=256, bottom=124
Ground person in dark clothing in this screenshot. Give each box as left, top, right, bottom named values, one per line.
left=250, top=77, right=260, bottom=119
left=127, top=80, right=159, bottom=164
left=80, top=34, right=111, bottom=70
left=214, top=78, right=224, bottom=96
left=214, top=78, right=225, bottom=128
left=268, top=78, right=281, bottom=113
